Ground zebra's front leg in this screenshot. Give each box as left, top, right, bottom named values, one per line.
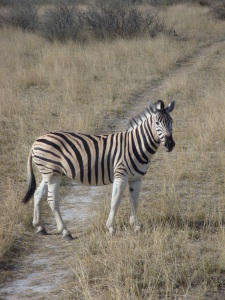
left=33, top=179, right=48, bottom=235
left=47, top=176, right=73, bottom=240
left=106, top=177, right=128, bottom=234
left=129, top=178, right=143, bottom=233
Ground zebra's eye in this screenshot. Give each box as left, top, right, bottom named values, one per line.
left=155, top=121, right=160, bottom=126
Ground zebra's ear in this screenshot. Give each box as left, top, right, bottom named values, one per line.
left=149, top=100, right=164, bottom=113
left=156, top=100, right=164, bottom=111
left=166, top=100, right=175, bottom=113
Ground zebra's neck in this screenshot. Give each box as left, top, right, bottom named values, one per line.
left=128, top=116, right=160, bottom=161
left=127, top=106, right=152, bottom=132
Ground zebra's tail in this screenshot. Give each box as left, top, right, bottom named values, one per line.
left=22, top=149, right=36, bottom=204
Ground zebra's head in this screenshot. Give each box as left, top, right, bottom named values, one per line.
left=150, top=100, right=175, bottom=152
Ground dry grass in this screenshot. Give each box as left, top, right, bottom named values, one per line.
left=0, top=2, right=225, bottom=298
left=164, top=3, right=225, bottom=42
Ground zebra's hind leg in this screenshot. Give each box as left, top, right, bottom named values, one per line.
left=47, top=175, right=73, bottom=240
left=129, top=179, right=143, bottom=233
left=106, top=177, right=128, bottom=234
left=33, top=179, right=48, bottom=235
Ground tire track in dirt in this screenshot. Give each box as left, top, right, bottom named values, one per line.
left=1, top=39, right=224, bottom=300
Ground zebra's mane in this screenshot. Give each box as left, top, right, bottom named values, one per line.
left=127, top=106, right=152, bottom=132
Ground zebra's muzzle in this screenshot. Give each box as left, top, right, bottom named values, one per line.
left=164, top=136, right=175, bottom=152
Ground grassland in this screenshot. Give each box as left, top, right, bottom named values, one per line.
left=0, top=2, right=225, bottom=299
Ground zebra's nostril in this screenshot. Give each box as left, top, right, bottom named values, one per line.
left=164, top=137, right=175, bottom=151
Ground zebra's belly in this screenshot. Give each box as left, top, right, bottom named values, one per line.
left=67, top=166, right=114, bottom=187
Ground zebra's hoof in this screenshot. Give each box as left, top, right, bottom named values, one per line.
left=63, top=234, right=73, bottom=241
left=37, top=227, right=48, bottom=235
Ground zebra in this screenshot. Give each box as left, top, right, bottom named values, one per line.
left=23, top=99, right=175, bottom=240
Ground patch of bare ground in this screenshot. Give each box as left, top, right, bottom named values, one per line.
left=1, top=37, right=225, bottom=299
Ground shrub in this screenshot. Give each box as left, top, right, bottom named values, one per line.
left=3, top=3, right=38, bottom=31
left=84, top=0, right=166, bottom=40
left=148, top=0, right=184, bottom=5
left=39, top=5, right=84, bottom=42
left=0, top=0, right=15, bottom=6
left=0, top=1, right=170, bottom=42
left=210, top=0, right=225, bottom=19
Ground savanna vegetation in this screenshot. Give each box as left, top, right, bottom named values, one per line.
left=0, top=0, right=224, bottom=298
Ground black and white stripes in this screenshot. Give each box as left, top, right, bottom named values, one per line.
left=23, top=99, right=175, bottom=239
